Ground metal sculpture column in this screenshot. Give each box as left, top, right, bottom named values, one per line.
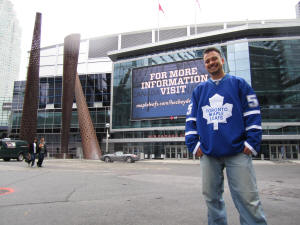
left=19, top=12, right=41, bottom=143
left=60, top=34, right=80, bottom=156
left=74, top=73, right=102, bottom=159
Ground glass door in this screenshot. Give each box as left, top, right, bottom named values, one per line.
left=285, top=145, right=291, bottom=159
left=165, top=146, right=171, bottom=158
left=165, top=146, right=176, bottom=159
left=269, top=144, right=299, bottom=160
left=183, top=146, right=188, bottom=159
left=176, top=146, right=182, bottom=159
left=292, top=145, right=299, bottom=159
left=279, top=145, right=285, bottom=160
left=170, top=146, right=176, bottom=158
left=164, top=145, right=189, bottom=159
left=269, top=145, right=279, bottom=160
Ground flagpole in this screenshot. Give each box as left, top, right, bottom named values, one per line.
left=195, top=0, right=201, bottom=35
left=194, top=0, right=197, bottom=35
left=157, top=0, right=165, bottom=42
left=157, top=0, right=160, bottom=42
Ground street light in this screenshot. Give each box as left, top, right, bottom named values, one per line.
left=105, top=123, right=110, bottom=153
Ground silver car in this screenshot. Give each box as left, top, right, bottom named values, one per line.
left=101, top=151, right=139, bottom=163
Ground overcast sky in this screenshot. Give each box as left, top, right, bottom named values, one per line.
left=9, top=0, right=299, bottom=79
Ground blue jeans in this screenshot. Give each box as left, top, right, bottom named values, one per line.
left=200, top=153, right=267, bottom=225
left=30, top=153, right=36, bottom=166
left=37, top=153, right=45, bottom=167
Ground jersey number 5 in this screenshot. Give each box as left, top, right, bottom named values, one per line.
left=247, top=94, right=259, bottom=108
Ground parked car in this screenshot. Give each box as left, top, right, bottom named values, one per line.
left=101, top=151, right=139, bottom=163
left=0, top=138, right=29, bottom=161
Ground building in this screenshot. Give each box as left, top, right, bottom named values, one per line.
left=10, top=19, right=300, bottom=160
left=0, top=96, right=12, bottom=136
left=0, top=0, right=21, bottom=99
left=0, top=0, right=21, bottom=131
left=11, top=73, right=110, bottom=157
left=296, top=1, right=300, bottom=18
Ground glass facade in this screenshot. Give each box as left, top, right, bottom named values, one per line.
left=0, top=96, right=12, bottom=133
left=10, top=73, right=111, bottom=157
left=249, top=39, right=300, bottom=122
left=113, top=39, right=300, bottom=129
left=111, top=38, right=300, bottom=159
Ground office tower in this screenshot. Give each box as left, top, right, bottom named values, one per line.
left=296, top=1, right=300, bottom=18
left=0, top=0, right=21, bottom=130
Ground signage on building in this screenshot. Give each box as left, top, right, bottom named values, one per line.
left=131, top=59, right=209, bottom=120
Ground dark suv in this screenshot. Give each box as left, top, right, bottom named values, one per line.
left=0, top=138, right=29, bottom=161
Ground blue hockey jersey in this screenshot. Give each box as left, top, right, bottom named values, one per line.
left=185, top=74, right=262, bottom=157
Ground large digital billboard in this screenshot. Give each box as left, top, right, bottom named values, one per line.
left=131, top=59, right=209, bottom=120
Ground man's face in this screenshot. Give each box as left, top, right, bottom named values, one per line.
left=203, top=51, right=224, bottom=76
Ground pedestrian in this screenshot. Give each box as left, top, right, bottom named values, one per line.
left=185, top=47, right=267, bottom=225
left=280, top=146, right=285, bottom=160
left=28, top=137, right=38, bottom=167
left=37, top=137, right=47, bottom=167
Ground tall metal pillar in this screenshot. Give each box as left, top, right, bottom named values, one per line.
left=19, top=12, right=42, bottom=144
left=60, top=34, right=80, bottom=155
left=74, top=73, right=102, bottom=159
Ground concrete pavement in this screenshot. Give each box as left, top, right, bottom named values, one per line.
left=0, top=159, right=300, bottom=225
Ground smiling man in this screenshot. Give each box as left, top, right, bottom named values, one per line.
left=185, top=47, right=268, bottom=225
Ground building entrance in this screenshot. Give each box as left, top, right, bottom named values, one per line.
left=269, top=144, right=299, bottom=160
left=164, top=145, right=188, bottom=159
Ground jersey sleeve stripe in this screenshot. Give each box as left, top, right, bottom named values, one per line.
left=243, top=110, right=261, bottom=117
left=186, top=117, right=197, bottom=122
left=245, top=125, right=262, bottom=131
left=185, top=131, right=198, bottom=136
left=193, top=141, right=201, bottom=155
left=244, top=141, right=258, bottom=156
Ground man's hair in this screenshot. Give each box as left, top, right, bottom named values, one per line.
left=203, top=47, right=222, bottom=57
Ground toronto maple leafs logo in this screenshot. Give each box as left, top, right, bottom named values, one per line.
left=202, top=94, right=233, bottom=130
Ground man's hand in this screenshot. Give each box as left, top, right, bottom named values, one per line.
left=196, top=147, right=203, bottom=157
left=243, top=146, right=252, bottom=155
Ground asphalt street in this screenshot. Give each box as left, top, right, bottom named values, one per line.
left=0, top=159, right=300, bottom=225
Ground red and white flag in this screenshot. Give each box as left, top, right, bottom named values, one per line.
left=195, top=0, right=201, bottom=9
left=158, top=2, right=165, bottom=14
left=157, top=1, right=166, bottom=42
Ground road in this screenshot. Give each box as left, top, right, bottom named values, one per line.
left=0, top=159, right=300, bottom=225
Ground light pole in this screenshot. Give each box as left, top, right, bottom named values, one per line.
left=105, top=123, right=110, bottom=153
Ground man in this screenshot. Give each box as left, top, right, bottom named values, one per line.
left=29, top=138, right=38, bottom=167
left=185, top=47, right=267, bottom=225
left=37, top=137, right=47, bottom=167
